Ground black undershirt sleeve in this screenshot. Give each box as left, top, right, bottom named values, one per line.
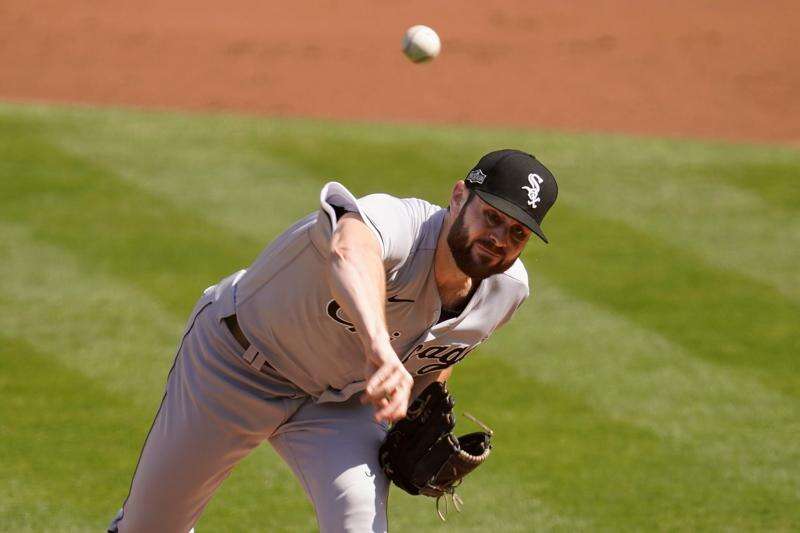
left=332, top=204, right=352, bottom=220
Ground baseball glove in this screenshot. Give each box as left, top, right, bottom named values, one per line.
left=378, top=382, right=493, bottom=519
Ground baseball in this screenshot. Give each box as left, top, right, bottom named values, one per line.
left=402, top=25, right=441, bottom=63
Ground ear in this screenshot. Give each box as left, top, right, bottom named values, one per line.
left=450, top=181, right=470, bottom=212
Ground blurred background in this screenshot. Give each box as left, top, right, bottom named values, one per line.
left=1, top=1, right=798, bottom=531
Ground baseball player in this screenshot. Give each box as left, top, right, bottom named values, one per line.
left=108, top=149, right=558, bottom=532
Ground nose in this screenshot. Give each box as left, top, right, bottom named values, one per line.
left=488, top=226, right=508, bottom=247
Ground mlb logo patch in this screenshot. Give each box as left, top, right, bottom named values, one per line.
left=466, top=169, right=487, bottom=184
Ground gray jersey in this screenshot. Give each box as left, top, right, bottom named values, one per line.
left=233, top=182, right=529, bottom=403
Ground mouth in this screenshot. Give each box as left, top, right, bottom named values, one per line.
left=475, top=241, right=501, bottom=258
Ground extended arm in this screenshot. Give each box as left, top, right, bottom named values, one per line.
left=327, top=212, right=413, bottom=423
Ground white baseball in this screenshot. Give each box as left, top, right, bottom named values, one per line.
left=402, top=25, right=441, bottom=63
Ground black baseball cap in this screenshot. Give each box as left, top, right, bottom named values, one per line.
left=463, top=149, right=558, bottom=243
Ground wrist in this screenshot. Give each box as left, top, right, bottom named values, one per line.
left=364, top=333, right=391, bottom=352
left=363, top=334, right=396, bottom=361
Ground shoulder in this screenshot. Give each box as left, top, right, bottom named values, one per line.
left=359, top=193, right=442, bottom=221
left=319, top=182, right=440, bottom=219
left=319, top=183, right=443, bottom=270
left=358, top=193, right=443, bottom=250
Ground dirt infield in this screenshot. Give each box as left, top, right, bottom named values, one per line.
left=1, top=1, right=797, bottom=143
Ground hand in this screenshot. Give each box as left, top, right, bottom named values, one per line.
left=361, top=342, right=413, bottom=424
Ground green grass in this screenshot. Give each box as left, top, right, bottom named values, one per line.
left=1, top=101, right=798, bottom=531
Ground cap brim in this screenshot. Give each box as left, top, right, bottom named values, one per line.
left=473, top=189, right=549, bottom=244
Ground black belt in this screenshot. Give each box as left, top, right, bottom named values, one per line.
left=223, top=314, right=275, bottom=373
left=223, top=314, right=251, bottom=350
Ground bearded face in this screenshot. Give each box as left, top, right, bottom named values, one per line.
left=446, top=193, right=530, bottom=279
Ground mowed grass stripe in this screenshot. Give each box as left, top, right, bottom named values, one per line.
left=553, top=138, right=800, bottom=302
left=0, top=336, right=148, bottom=531
left=492, top=279, right=799, bottom=494
left=196, top=444, right=319, bottom=533
left=6, top=102, right=799, bottom=302
left=446, top=356, right=798, bottom=531
left=0, top=111, right=259, bottom=315
left=0, top=336, right=317, bottom=533
left=0, top=221, right=183, bottom=400
left=49, top=109, right=325, bottom=242
left=540, top=205, right=800, bottom=395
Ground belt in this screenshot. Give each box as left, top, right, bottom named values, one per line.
left=224, top=314, right=251, bottom=350
left=223, top=314, right=273, bottom=373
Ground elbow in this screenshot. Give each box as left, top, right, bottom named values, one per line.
left=327, top=243, right=365, bottom=280
left=328, top=242, right=356, bottom=267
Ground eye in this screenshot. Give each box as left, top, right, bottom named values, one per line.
left=485, top=211, right=501, bottom=225
left=511, top=226, right=526, bottom=241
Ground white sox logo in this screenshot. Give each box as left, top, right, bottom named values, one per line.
left=521, top=173, right=544, bottom=209
left=326, top=300, right=358, bottom=332
left=402, top=342, right=478, bottom=374
left=325, top=299, right=403, bottom=339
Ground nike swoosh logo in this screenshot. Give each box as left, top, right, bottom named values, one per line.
left=388, top=295, right=415, bottom=303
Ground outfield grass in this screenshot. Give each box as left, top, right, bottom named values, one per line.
left=1, top=102, right=798, bottom=532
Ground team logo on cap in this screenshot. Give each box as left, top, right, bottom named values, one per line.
left=522, top=173, right=544, bottom=209
left=466, top=169, right=487, bottom=184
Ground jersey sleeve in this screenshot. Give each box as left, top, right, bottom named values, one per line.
left=493, top=261, right=531, bottom=331
left=497, top=284, right=530, bottom=330
left=357, top=193, right=429, bottom=272
left=309, top=182, right=428, bottom=273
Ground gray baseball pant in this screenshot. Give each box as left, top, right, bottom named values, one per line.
left=109, top=282, right=390, bottom=533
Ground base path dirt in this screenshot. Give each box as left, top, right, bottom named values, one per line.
left=1, top=0, right=798, bottom=143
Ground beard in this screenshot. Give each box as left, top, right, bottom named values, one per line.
left=447, top=207, right=519, bottom=280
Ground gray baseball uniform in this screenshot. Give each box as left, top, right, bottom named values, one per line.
left=110, top=182, right=529, bottom=533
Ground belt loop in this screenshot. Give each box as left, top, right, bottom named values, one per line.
left=242, top=345, right=258, bottom=364
left=250, top=353, right=268, bottom=372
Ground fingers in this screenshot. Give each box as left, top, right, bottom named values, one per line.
left=364, top=361, right=413, bottom=423
left=364, top=364, right=396, bottom=399
left=374, top=388, right=409, bottom=423
left=359, top=393, right=390, bottom=409
left=359, top=391, right=392, bottom=415
left=365, top=366, right=391, bottom=396
left=367, top=367, right=405, bottom=398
